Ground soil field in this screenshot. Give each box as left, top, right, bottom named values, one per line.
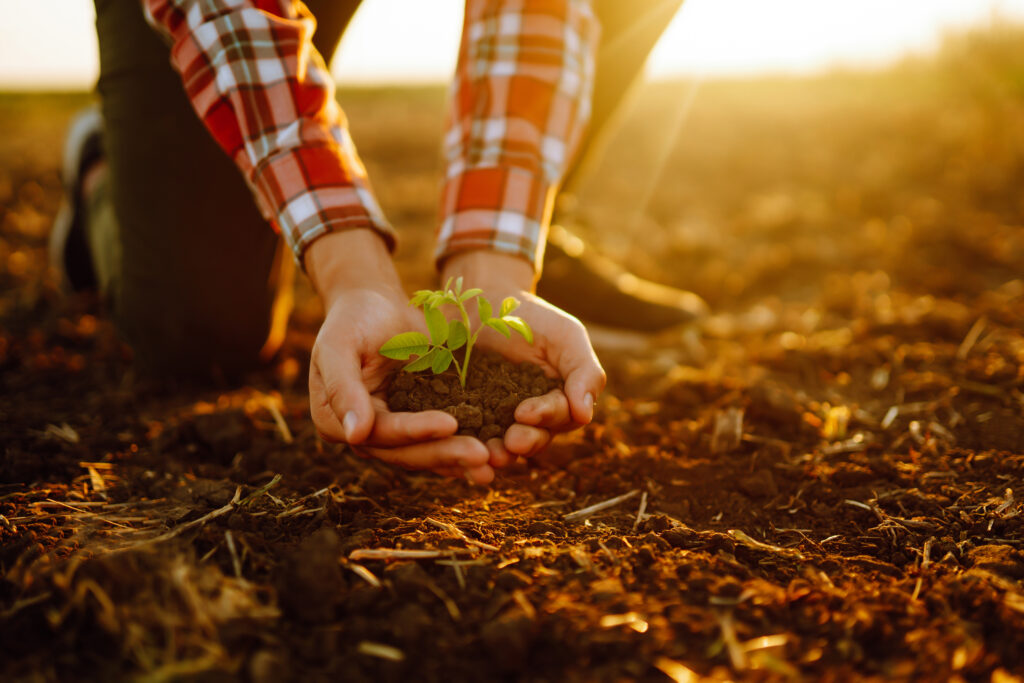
left=3, top=25, right=1024, bottom=682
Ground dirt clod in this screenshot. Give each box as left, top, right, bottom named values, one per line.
left=386, top=351, right=561, bottom=440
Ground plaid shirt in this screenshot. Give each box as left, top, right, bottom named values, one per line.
left=143, top=0, right=598, bottom=272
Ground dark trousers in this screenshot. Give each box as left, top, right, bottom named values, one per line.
left=90, top=0, right=681, bottom=377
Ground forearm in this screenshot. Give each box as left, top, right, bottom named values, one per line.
left=440, top=249, right=536, bottom=294
left=305, top=229, right=404, bottom=308
left=142, top=0, right=395, bottom=266
left=435, top=0, right=600, bottom=273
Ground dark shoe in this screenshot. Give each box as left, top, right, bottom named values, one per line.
left=50, top=107, right=103, bottom=292
left=538, top=224, right=708, bottom=331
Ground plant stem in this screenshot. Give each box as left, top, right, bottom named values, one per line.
left=455, top=298, right=473, bottom=388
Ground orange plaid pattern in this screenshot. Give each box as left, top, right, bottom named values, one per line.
left=143, top=0, right=598, bottom=272
left=439, top=0, right=599, bottom=270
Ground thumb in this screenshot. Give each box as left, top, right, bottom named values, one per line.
left=316, top=347, right=376, bottom=445
left=557, top=327, right=607, bottom=425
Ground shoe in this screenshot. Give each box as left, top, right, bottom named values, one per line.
left=538, top=224, right=709, bottom=331
left=50, top=107, right=103, bottom=292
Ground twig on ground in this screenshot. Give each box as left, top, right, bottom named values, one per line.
left=424, top=517, right=499, bottom=551
left=225, top=530, right=242, bottom=578
left=357, top=642, right=404, bottom=661
left=239, top=474, right=282, bottom=506
left=344, top=561, right=382, bottom=588
left=42, top=423, right=79, bottom=443
left=142, top=487, right=242, bottom=545
left=564, top=489, right=641, bottom=522
left=653, top=657, right=699, bottom=683
left=600, top=611, right=648, bottom=633
left=513, top=590, right=537, bottom=619
left=260, top=394, right=294, bottom=444
left=349, top=548, right=475, bottom=561
left=728, top=529, right=805, bottom=561
left=632, top=491, right=649, bottom=532
left=714, top=611, right=747, bottom=670
left=424, top=579, right=462, bottom=621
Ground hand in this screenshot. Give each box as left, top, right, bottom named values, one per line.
left=306, top=231, right=494, bottom=484
left=440, top=250, right=606, bottom=469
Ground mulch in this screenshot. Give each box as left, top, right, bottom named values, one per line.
left=2, top=65, right=1024, bottom=681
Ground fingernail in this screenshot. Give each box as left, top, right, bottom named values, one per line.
left=343, top=410, right=358, bottom=441
left=584, top=392, right=595, bottom=418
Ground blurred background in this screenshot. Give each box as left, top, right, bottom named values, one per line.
left=3, top=0, right=1024, bottom=321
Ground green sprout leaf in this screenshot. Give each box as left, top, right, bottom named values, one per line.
left=404, top=348, right=437, bottom=372
left=502, top=315, right=533, bottom=344
left=431, top=348, right=454, bottom=374
left=424, top=306, right=448, bottom=345
left=448, top=320, right=468, bottom=350
left=380, top=332, right=430, bottom=360
left=477, top=296, right=492, bottom=321
left=500, top=296, right=519, bottom=316
left=485, top=318, right=511, bottom=338
left=410, top=290, right=433, bottom=307
left=380, top=282, right=535, bottom=388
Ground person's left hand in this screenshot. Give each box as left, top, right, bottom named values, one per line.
left=440, top=250, right=606, bottom=470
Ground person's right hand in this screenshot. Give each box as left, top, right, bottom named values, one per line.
left=305, top=230, right=494, bottom=484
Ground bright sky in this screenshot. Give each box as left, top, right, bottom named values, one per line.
left=1, top=0, right=1023, bottom=89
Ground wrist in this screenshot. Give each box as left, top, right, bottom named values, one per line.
left=440, top=249, right=537, bottom=295
left=305, top=229, right=403, bottom=307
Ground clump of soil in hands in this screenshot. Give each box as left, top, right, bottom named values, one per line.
left=386, top=351, right=561, bottom=440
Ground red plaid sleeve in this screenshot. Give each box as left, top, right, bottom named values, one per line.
left=142, top=0, right=395, bottom=266
left=437, top=0, right=599, bottom=272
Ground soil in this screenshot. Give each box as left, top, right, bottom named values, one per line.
left=4, top=39, right=1024, bottom=682
left=386, top=351, right=562, bottom=440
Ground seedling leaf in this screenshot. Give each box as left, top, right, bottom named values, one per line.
left=380, top=332, right=430, bottom=360
left=431, top=348, right=454, bottom=374
left=404, top=348, right=437, bottom=372
left=486, top=318, right=511, bottom=338
left=477, top=296, right=492, bottom=321
left=382, top=282, right=534, bottom=388
left=448, top=320, right=468, bottom=350
left=410, top=290, right=433, bottom=307
left=502, top=315, right=533, bottom=343
left=424, top=307, right=448, bottom=345
left=500, top=297, right=519, bottom=316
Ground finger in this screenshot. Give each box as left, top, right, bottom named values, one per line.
left=360, top=435, right=489, bottom=471
left=435, top=466, right=465, bottom=478
left=311, top=374, right=348, bottom=443
left=435, top=464, right=497, bottom=485
left=465, top=463, right=495, bottom=485
left=514, top=389, right=571, bottom=430
left=486, top=437, right=519, bottom=469
left=364, top=409, right=459, bottom=447
left=314, top=349, right=375, bottom=445
left=555, top=325, right=607, bottom=425
left=504, top=424, right=552, bottom=458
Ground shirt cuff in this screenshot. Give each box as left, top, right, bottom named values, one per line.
left=249, top=145, right=397, bottom=267
left=434, top=166, right=557, bottom=272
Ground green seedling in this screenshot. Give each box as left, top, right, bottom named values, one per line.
left=380, top=277, right=533, bottom=388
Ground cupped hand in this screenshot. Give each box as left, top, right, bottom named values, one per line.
left=440, top=250, right=606, bottom=468
left=305, top=231, right=495, bottom=484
